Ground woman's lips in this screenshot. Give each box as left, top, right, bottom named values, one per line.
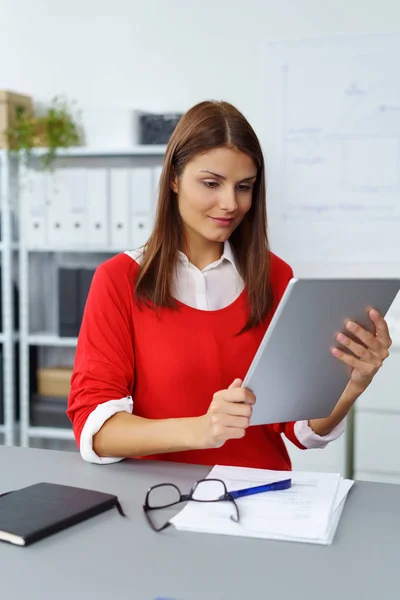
left=209, top=217, right=234, bottom=227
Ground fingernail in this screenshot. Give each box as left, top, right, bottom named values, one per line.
left=337, top=333, right=347, bottom=343
left=347, top=321, right=356, bottom=330
left=332, top=348, right=341, bottom=357
left=370, top=309, right=379, bottom=318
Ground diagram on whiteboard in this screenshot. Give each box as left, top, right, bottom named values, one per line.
left=264, top=35, right=400, bottom=264
left=281, top=58, right=399, bottom=221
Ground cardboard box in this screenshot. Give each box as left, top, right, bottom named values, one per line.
left=37, top=367, right=73, bottom=398
left=0, top=90, right=33, bottom=149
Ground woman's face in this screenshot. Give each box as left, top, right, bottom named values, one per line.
left=172, top=146, right=257, bottom=248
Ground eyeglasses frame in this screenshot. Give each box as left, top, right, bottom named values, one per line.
left=143, top=477, right=240, bottom=532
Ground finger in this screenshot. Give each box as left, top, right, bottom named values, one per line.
left=368, top=308, right=392, bottom=348
left=213, top=415, right=250, bottom=429
left=213, top=402, right=253, bottom=418
left=331, top=347, right=381, bottom=374
left=225, top=387, right=256, bottom=404
left=228, top=378, right=243, bottom=390
left=345, top=320, right=390, bottom=360
left=215, top=386, right=255, bottom=404
left=220, top=427, right=246, bottom=440
left=345, top=320, right=382, bottom=353
left=336, top=332, right=377, bottom=362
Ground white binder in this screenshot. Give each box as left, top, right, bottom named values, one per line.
left=131, top=168, right=152, bottom=214
left=67, top=169, right=87, bottom=246
left=46, top=169, right=87, bottom=247
left=23, top=170, right=48, bottom=248
left=86, top=168, right=109, bottom=247
left=132, top=215, right=151, bottom=248
left=130, top=167, right=153, bottom=248
left=109, top=168, right=130, bottom=250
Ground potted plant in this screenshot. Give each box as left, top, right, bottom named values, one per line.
left=6, top=95, right=82, bottom=169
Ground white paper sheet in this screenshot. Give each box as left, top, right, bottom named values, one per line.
left=171, top=466, right=354, bottom=545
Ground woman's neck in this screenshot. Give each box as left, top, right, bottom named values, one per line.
left=182, top=232, right=224, bottom=271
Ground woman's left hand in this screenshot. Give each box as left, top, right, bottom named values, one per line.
left=331, top=308, right=392, bottom=391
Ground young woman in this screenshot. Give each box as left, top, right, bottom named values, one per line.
left=67, top=100, right=392, bottom=469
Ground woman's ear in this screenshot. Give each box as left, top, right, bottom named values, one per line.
left=170, top=170, right=179, bottom=194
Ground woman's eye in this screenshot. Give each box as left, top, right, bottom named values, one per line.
left=203, top=181, right=252, bottom=191
left=203, top=181, right=219, bottom=188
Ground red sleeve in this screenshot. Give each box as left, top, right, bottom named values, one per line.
left=67, top=256, right=135, bottom=447
left=265, top=252, right=306, bottom=450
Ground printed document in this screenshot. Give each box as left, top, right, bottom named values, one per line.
left=171, top=465, right=354, bottom=545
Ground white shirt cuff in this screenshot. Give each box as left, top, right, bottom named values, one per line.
left=79, top=396, right=133, bottom=464
left=294, top=417, right=347, bottom=449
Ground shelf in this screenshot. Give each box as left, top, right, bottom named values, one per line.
left=29, top=145, right=167, bottom=158
left=28, top=426, right=75, bottom=440
left=22, top=246, right=125, bottom=254
left=28, top=333, right=78, bottom=347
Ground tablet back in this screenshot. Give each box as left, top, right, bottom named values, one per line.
left=243, top=278, right=400, bottom=426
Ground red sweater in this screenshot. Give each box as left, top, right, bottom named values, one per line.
left=67, top=252, right=305, bottom=470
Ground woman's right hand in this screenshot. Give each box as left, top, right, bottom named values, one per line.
left=196, top=378, right=256, bottom=449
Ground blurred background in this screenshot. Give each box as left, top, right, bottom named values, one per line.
left=0, top=0, right=399, bottom=482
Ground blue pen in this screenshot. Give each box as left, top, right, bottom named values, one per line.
left=224, top=478, right=292, bottom=500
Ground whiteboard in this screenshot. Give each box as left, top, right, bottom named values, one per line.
left=263, top=34, right=400, bottom=270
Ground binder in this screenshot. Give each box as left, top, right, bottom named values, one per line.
left=110, top=168, right=130, bottom=249
left=130, top=168, right=153, bottom=248
left=23, top=170, right=48, bottom=248
left=86, top=168, right=109, bottom=247
left=58, top=268, right=80, bottom=337
left=67, top=169, right=87, bottom=246
left=131, top=167, right=152, bottom=214
left=57, top=267, right=95, bottom=337
left=132, top=215, right=151, bottom=248
left=47, top=169, right=87, bottom=247
left=78, top=268, right=95, bottom=322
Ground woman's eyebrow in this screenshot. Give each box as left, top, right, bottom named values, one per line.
left=199, top=170, right=257, bottom=182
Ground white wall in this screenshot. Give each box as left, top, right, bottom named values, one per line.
left=1, top=0, right=400, bottom=135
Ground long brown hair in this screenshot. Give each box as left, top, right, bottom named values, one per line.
left=134, top=100, right=272, bottom=331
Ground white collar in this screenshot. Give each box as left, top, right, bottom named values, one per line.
left=177, top=240, right=239, bottom=274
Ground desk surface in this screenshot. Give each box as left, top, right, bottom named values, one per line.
left=0, top=446, right=399, bottom=600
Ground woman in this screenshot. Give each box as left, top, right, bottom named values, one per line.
left=67, top=100, right=391, bottom=468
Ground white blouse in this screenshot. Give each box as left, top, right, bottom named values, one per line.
left=80, top=241, right=345, bottom=464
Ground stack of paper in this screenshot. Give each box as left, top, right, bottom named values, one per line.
left=171, top=465, right=354, bottom=545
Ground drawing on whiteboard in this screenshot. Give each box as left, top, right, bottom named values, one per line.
left=264, top=35, right=400, bottom=264
left=279, top=53, right=400, bottom=222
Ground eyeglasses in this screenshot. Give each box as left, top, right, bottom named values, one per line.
left=143, top=478, right=240, bottom=532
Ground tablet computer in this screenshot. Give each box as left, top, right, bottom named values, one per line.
left=243, top=278, right=400, bottom=426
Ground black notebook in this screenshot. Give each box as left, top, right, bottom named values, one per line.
left=0, top=482, right=125, bottom=547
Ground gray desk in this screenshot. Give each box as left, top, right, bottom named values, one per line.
left=0, top=446, right=399, bottom=600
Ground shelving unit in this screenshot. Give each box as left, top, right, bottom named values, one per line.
left=30, top=145, right=167, bottom=158
left=27, top=333, right=78, bottom=347
left=17, top=145, right=166, bottom=447
left=27, top=426, right=75, bottom=441
left=0, top=150, right=18, bottom=445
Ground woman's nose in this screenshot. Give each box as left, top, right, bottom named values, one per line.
left=219, top=187, right=238, bottom=212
